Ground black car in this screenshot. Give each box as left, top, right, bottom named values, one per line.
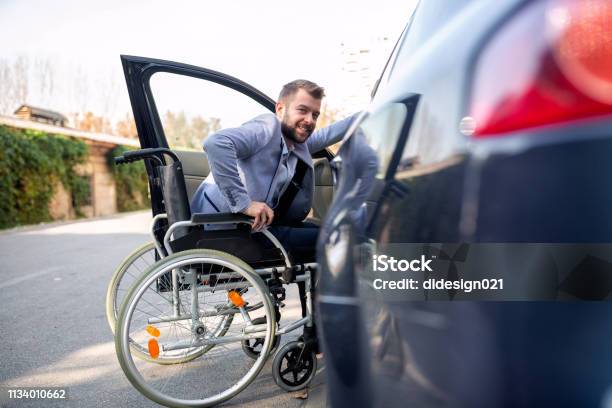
left=316, top=0, right=612, bottom=406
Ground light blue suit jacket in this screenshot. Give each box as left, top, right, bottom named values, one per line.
left=190, top=113, right=356, bottom=222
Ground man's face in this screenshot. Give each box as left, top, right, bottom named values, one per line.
left=276, top=88, right=322, bottom=144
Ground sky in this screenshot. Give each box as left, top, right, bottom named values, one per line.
left=0, top=0, right=417, bottom=126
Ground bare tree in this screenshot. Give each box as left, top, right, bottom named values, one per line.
left=161, top=111, right=221, bottom=149
left=115, top=112, right=138, bottom=139
left=71, top=65, right=90, bottom=114
left=34, top=57, right=55, bottom=107
left=99, top=72, right=121, bottom=120
left=0, top=58, right=13, bottom=114
left=12, top=56, right=30, bottom=106
left=75, top=111, right=112, bottom=133
left=0, top=56, right=31, bottom=115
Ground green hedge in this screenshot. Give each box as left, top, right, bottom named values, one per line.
left=0, top=125, right=90, bottom=229
left=107, top=145, right=149, bottom=212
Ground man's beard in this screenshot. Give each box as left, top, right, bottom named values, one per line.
left=281, top=113, right=312, bottom=144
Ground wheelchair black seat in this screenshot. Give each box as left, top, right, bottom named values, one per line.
left=156, top=225, right=286, bottom=293
left=169, top=224, right=285, bottom=268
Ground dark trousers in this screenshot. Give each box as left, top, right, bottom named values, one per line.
left=268, top=221, right=319, bottom=264
left=268, top=221, right=319, bottom=326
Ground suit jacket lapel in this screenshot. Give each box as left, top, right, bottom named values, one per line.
left=293, top=142, right=313, bottom=168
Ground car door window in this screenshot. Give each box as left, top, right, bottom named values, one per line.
left=344, top=95, right=419, bottom=183
left=149, top=72, right=271, bottom=150
left=359, top=102, right=409, bottom=179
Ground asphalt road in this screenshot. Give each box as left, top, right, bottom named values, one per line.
left=0, top=211, right=326, bottom=408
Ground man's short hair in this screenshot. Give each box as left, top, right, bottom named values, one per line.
left=278, top=79, right=325, bottom=103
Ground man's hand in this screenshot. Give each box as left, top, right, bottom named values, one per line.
left=242, top=201, right=274, bottom=231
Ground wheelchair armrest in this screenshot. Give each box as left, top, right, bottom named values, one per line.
left=191, top=212, right=253, bottom=225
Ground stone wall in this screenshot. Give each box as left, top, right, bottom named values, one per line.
left=47, top=140, right=119, bottom=219
left=88, top=142, right=117, bottom=217
left=48, top=182, right=75, bottom=220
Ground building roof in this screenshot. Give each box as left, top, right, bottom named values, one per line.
left=14, top=104, right=68, bottom=122
left=0, top=115, right=140, bottom=148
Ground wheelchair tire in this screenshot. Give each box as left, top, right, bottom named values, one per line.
left=106, top=241, right=157, bottom=334
left=272, top=340, right=317, bottom=392
left=106, top=242, right=233, bottom=364
left=115, top=248, right=276, bottom=407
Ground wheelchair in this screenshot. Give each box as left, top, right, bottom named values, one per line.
left=110, top=148, right=320, bottom=407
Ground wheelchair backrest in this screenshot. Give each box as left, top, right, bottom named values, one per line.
left=174, top=150, right=210, bottom=200
left=159, top=161, right=191, bottom=227
left=150, top=150, right=208, bottom=226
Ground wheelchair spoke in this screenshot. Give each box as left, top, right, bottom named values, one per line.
left=134, top=295, right=191, bottom=331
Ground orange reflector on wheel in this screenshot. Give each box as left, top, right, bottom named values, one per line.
left=228, top=290, right=245, bottom=307
left=146, top=325, right=160, bottom=337
left=148, top=339, right=160, bottom=359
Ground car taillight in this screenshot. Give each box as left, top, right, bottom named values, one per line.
left=468, top=0, right=612, bottom=138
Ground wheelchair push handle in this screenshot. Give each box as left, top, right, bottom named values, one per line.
left=114, top=148, right=180, bottom=166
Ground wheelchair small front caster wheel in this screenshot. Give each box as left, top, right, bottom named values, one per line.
left=242, top=317, right=280, bottom=359
left=272, top=340, right=317, bottom=392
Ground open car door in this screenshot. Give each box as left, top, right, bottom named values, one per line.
left=120, top=55, right=334, bottom=221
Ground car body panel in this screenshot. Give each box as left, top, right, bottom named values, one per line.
left=317, top=0, right=612, bottom=406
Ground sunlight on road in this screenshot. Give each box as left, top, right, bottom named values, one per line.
left=1, top=341, right=117, bottom=388
left=19, top=211, right=151, bottom=236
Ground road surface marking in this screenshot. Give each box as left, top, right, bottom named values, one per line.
left=0, top=266, right=63, bottom=290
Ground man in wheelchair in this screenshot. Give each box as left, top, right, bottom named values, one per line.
left=190, top=80, right=357, bottom=343
left=111, top=77, right=359, bottom=405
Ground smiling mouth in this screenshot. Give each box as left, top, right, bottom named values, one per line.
left=297, top=124, right=313, bottom=134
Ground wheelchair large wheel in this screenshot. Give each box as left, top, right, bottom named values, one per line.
left=115, top=248, right=276, bottom=407
left=106, top=242, right=234, bottom=364
left=106, top=241, right=157, bottom=333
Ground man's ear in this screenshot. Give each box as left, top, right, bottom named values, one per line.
left=275, top=101, right=285, bottom=118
